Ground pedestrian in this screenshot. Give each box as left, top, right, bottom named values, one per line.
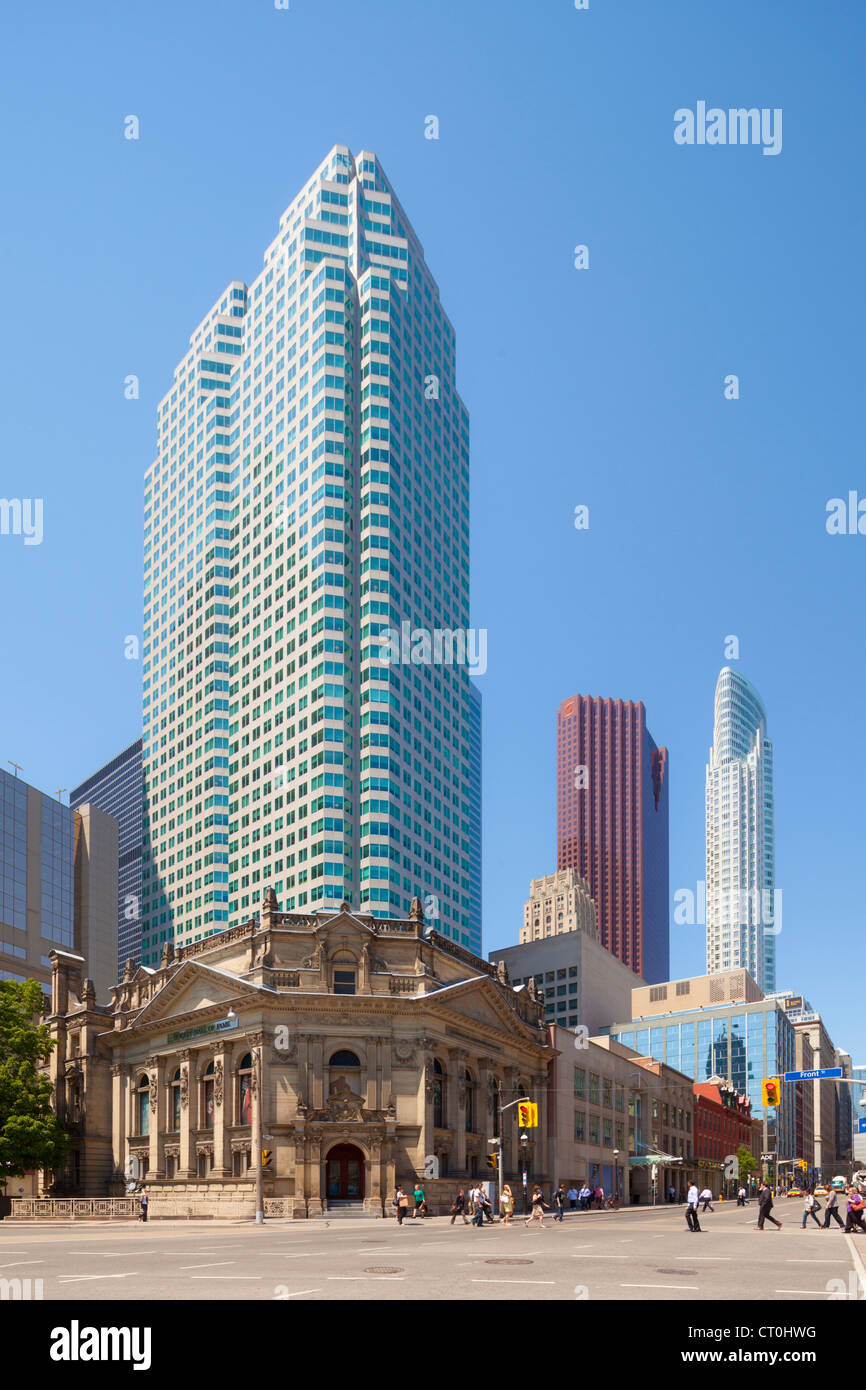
left=553, top=1184, right=565, bottom=1221
left=500, top=1183, right=514, bottom=1225
left=822, top=1187, right=844, bottom=1230
left=394, top=1185, right=409, bottom=1224
left=138, top=1187, right=148, bottom=1223
left=594, top=1183, right=604, bottom=1209
left=667, top=1184, right=675, bottom=1204
left=450, top=1189, right=469, bottom=1225
left=737, top=1186, right=746, bottom=1207
left=802, top=1189, right=822, bottom=1229
left=579, top=1183, right=591, bottom=1211
left=525, top=1184, right=548, bottom=1227
left=685, top=1180, right=702, bottom=1232
left=567, top=1184, right=578, bottom=1212
left=472, top=1187, right=486, bottom=1228
left=481, top=1186, right=495, bottom=1223
left=699, top=1187, right=714, bottom=1213
left=845, top=1187, right=866, bottom=1234
left=413, top=1182, right=426, bottom=1218
left=756, top=1180, right=782, bottom=1231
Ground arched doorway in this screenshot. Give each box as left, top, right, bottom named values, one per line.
left=326, top=1143, right=365, bottom=1203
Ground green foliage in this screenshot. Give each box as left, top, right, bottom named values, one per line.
left=0, top=979, right=68, bottom=1182
left=737, top=1144, right=758, bottom=1183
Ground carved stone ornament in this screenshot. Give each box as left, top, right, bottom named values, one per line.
left=458, top=1083, right=467, bottom=1106
left=214, top=1060, right=224, bottom=1107
left=179, top=1070, right=189, bottom=1110
left=195, top=1143, right=214, bottom=1158
left=393, top=1039, right=415, bottom=1065
left=164, top=1143, right=180, bottom=1160
left=110, top=1063, right=124, bottom=1078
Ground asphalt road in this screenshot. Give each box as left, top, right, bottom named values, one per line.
left=2, top=1199, right=864, bottom=1301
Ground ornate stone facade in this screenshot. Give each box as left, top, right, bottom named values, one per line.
left=45, top=895, right=553, bottom=1217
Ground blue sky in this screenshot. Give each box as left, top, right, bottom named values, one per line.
left=1, top=0, right=863, bottom=1060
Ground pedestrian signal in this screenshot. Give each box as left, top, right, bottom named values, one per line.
left=487, top=1153, right=498, bottom=1171
left=761, top=1077, right=781, bottom=1107
left=517, top=1101, right=538, bottom=1128
left=262, top=1149, right=272, bottom=1168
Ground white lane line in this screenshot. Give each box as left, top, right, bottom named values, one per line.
left=845, top=1234, right=866, bottom=1296
left=328, top=1276, right=405, bottom=1282
left=621, top=1282, right=698, bottom=1290
left=774, top=1289, right=834, bottom=1295
left=788, top=1258, right=849, bottom=1264
left=471, top=1279, right=556, bottom=1286
left=280, top=1288, right=321, bottom=1298
left=685, top=1256, right=732, bottom=1261
left=0, top=1260, right=43, bottom=1268
left=281, top=1253, right=316, bottom=1260
left=570, top=1254, right=629, bottom=1260
left=189, top=1276, right=262, bottom=1281
left=178, top=1261, right=236, bottom=1270
left=58, top=1273, right=139, bottom=1283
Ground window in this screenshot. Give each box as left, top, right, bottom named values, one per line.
left=603, top=1118, right=612, bottom=1146
left=170, top=1068, right=181, bottom=1132
left=464, top=1070, right=474, bottom=1133
left=589, top=1114, right=600, bottom=1145
left=238, top=1053, right=254, bottom=1125
left=574, top=1067, right=586, bottom=1099
left=602, top=1078, right=612, bottom=1108
left=649, top=985, right=667, bottom=1002
left=433, top=1058, right=444, bottom=1129
left=137, top=1074, right=150, bottom=1136
left=589, top=1073, right=600, bottom=1105
left=203, top=1061, right=215, bottom=1130
left=574, top=1110, right=585, bottom=1142
left=334, top=969, right=356, bottom=995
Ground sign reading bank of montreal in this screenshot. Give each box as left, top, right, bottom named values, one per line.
left=166, top=1017, right=238, bottom=1045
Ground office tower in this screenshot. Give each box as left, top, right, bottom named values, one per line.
left=556, top=693, right=669, bottom=983
left=490, top=923, right=642, bottom=1036
left=520, top=868, right=597, bottom=944
left=141, top=145, right=479, bottom=967
left=0, top=767, right=117, bottom=1001
left=705, top=668, right=776, bottom=991
left=71, top=739, right=143, bottom=978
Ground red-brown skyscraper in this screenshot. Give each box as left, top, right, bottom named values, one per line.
left=556, top=694, right=669, bottom=983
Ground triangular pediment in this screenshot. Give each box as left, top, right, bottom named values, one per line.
left=311, top=910, right=381, bottom=948
left=426, top=975, right=543, bottom=1045
left=129, top=959, right=266, bottom=1029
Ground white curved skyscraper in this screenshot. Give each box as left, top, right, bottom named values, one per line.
left=705, top=668, right=777, bottom=991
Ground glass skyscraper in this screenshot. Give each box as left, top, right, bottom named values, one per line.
left=705, top=668, right=776, bottom=991
left=141, top=145, right=480, bottom=967
left=0, top=766, right=73, bottom=990
left=70, top=739, right=143, bottom=978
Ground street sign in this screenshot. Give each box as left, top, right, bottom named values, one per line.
left=521, top=1170, right=527, bottom=1188
left=783, top=1068, right=842, bottom=1082
left=859, top=1117, right=866, bottom=1133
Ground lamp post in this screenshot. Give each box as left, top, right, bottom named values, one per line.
left=612, top=1149, right=620, bottom=1208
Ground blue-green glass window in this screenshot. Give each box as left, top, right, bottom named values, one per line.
left=665, top=1025, right=680, bottom=1071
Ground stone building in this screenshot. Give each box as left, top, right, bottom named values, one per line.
left=45, top=893, right=554, bottom=1217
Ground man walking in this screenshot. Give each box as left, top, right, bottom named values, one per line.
left=667, top=1184, right=675, bottom=1204
left=699, top=1187, right=714, bottom=1213
left=822, top=1187, right=844, bottom=1230
left=756, top=1180, right=782, bottom=1231
left=471, top=1187, right=486, bottom=1228
left=450, top=1189, right=469, bottom=1225
left=567, top=1184, right=579, bottom=1212
left=685, top=1180, right=702, bottom=1232
left=737, top=1186, right=747, bottom=1207
left=553, top=1184, right=565, bottom=1221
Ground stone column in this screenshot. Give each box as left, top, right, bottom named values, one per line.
left=367, top=1134, right=383, bottom=1214
left=450, top=1048, right=468, bottom=1173
left=533, top=1071, right=548, bottom=1181
left=308, top=1126, right=323, bottom=1218
left=311, top=1035, right=325, bottom=1109
left=211, top=1044, right=231, bottom=1178
left=145, top=1055, right=165, bottom=1180
left=290, top=1129, right=307, bottom=1219
left=111, top=1063, right=127, bottom=1180
left=381, top=1035, right=393, bottom=1116
left=177, top=1049, right=195, bottom=1179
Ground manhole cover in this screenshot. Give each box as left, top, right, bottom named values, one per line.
left=364, top=1266, right=404, bottom=1274
left=485, top=1258, right=534, bottom=1266
left=656, top=1268, right=697, bottom=1276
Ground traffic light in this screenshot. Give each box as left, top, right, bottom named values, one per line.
left=517, top=1102, right=538, bottom=1128
left=761, top=1077, right=781, bottom=1108
left=262, top=1149, right=272, bottom=1168
left=487, top=1153, right=498, bottom=1171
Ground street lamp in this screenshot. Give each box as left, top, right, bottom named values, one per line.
left=612, top=1149, right=620, bottom=1207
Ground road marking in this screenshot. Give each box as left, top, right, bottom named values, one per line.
left=845, top=1234, right=866, bottom=1297
left=0, top=1260, right=43, bottom=1268
left=328, top=1275, right=405, bottom=1282
left=281, top=1253, right=316, bottom=1259
left=178, top=1261, right=236, bottom=1270
left=774, top=1289, right=834, bottom=1295
left=471, top=1279, right=556, bottom=1286
left=279, top=1288, right=321, bottom=1298
left=189, top=1276, right=262, bottom=1281
left=58, top=1273, right=139, bottom=1282
left=685, top=1256, right=732, bottom=1261
left=621, top=1282, right=699, bottom=1290
left=788, top=1258, right=848, bottom=1264
left=570, top=1254, right=629, bottom=1259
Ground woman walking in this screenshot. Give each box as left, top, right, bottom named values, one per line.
left=802, top=1189, right=822, bottom=1228
left=394, top=1185, right=409, bottom=1224
left=500, top=1183, right=514, bottom=1225
left=525, top=1184, right=548, bottom=1228
left=413, top=1182, right=426, bottom=1219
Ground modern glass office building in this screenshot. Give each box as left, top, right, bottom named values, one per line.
left=141, top=146, right=480, bottom=966
left=0, top=766, right=73, bottom=989
left=71, top=739, right=143, bottom=978
left=706, top=668, right=776, bottom=991
left=609, top=997, right=796, bottom=1158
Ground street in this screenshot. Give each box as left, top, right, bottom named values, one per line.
left=3, top=1198, right=864, bottom=1301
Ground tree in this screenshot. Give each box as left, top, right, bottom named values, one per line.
left=0, top=979, right=68, bottom=1185
left=737, top=1144, right=758, bottom=1185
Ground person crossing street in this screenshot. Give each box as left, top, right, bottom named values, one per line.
left=756, top=1180, right=782, bottom=1231
left=685, top=1180, right=702, bottom=1232
left=822, top=1187, right=845, bottom=1230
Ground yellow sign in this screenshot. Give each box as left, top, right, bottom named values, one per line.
left=487, top=1154, right=498, bottom=1171
left=761, top=1077, right=781, bottom=1108
left=262, top=1149, right=272, bottom=1168
left=517, top=1102, right=538, bottom=1128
